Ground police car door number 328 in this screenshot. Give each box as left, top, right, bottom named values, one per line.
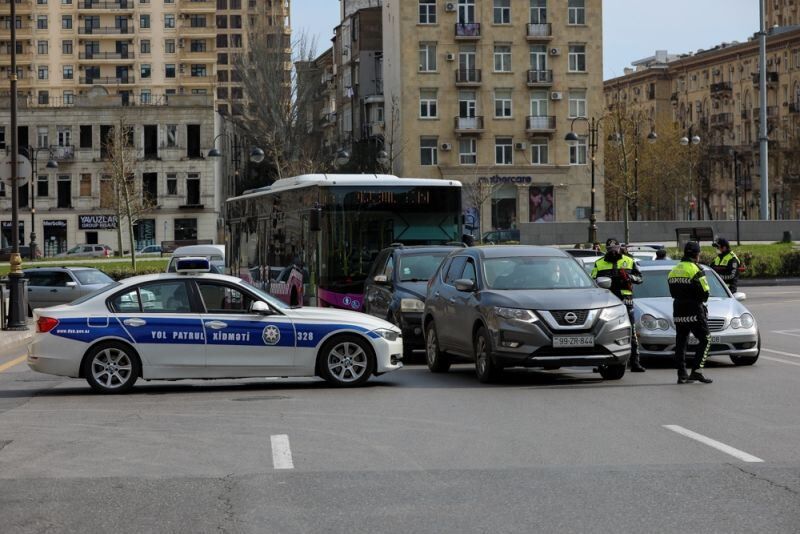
left=296, top=331, right=314, bottom=342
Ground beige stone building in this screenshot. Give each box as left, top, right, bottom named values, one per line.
left=382, top=0, right=604, bottom=235
left=604, top=26, right=800, bottom=220
left=768, top=0, right=800, bottom=27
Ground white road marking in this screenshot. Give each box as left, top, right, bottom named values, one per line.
left=762, top=356, right=800, bottom=368
left=770, top=330, right=800, bottom=339
left=762, top=347, right=800, bottom=359
left=270, top=434, right=294, bottom=470
left=663, top=425, right=764, bottom=463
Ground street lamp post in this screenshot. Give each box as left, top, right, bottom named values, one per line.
left=24, top=147, right=59, bottom=260
left=732, top=151, right=742, bottom=246
left=680, top=129, right=701, bottom=221
left=565, top=117, right=602, bottom=246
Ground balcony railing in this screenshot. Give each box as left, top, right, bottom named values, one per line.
left=710, top=112, right=733, bottom=127
left=79, top=0, right=135, bottom=8
left=0, top=21, right=30, bottom=31
left=526, top=23, right=552, bottom=39
left=710, top=81, right=733, bottom=96
left=79, top=51, right=135, bottom=60
left=455, top=68, right=481, bottom=85
left=49, top=145, right=75, bottom=161
left=527, top=69, right=553, bottom=86
left=78, top=26, right=135, bottom=35
left=455, top=23, right=481, bottom=39
left=526, top=115, right=557, bottom=132
left=754, top=106, right=779, bottom=119
left=454, top=116, right=484, bottom=132
left=79, top=76, right=135, bottom=85
left=752, top=71, right=779, bottom=85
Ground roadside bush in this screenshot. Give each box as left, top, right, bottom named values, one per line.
left=102, top=266, right=164, bottom=281
left=666, top=243, right=797, bottom=279
left=779, top=250, right=800, bottom=277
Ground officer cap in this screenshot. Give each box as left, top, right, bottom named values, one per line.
left=713, top=238, right=730, bottom=249
left=606, top=238, right=620, bottom=247
left=684, top=241, right=701, bottom=256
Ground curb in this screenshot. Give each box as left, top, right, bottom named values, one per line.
left=739, top=278, right=800, bottom=287
left=0, top=323, right=34, bottom=352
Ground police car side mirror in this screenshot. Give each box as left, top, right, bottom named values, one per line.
left=596, top=277, right=612, bottom=290
left=251, top=301, right=273, bottom=315
left=734, top=292, right=747, bottom=302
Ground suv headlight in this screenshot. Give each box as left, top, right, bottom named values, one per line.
left=372, top=328, right=401, bottom=341
left=730, top=313, right=754, bottom=329
left=640, top=313, right=670, bottom=330
left=599, top=305, right=627, bottom=323
left=492, top=307, right=538, bottom=323
left=400, top=298, right=425, bottom=313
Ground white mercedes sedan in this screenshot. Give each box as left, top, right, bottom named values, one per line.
left=28, top=258, right=403, bottom=393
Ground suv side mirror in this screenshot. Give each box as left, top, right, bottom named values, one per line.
left=251, top=301, right=273, bottom=315
left=66, top=281, right=78, bottom=288
left=454, top=278, right=475, bottom=292
left=373, top=274, right=390, bottom=285
left=596, top=277, right=612, bottom=290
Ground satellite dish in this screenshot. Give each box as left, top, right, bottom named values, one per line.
left=0, top=155, right=31, bottom=186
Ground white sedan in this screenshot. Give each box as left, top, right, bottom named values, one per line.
left=28, top=259, right=403, bottom=393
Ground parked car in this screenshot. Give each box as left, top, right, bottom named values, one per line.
left=137, top=245, right=162, bottom=255
left=424, top=246, right=632, bottom=383
left=0, top=246, right=43, bottom=261
left=481, top=229, right=520, bottom=244
left=564, top=248, right=603, bottom=258
left=633, top=261, right=760, bottom=366
left=166, top=244, right=225, bottom=274
left=56, top=244, right=112, bottom=258
left=23, top=267, right=115, bottom=314
left=363, top=244, right=463, bottom=360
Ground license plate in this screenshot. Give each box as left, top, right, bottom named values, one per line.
left=689, top=336, right=721, bottom=345
left=552, top=335, right=595, bottom=348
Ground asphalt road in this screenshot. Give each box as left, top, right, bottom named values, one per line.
left=0, top=286, right=799, bottom=533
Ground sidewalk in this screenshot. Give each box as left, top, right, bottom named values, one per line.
left=739, top=278, right=800, bottom=287
left=0, top=322, right=35, bottom=352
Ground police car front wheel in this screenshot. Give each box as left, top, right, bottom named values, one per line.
left=83, top=342, right=140, bottom=394
left=318, top=335, right=375, bottom=387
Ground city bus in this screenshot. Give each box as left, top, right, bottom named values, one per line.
left=225, top=174, right=463, bottom=310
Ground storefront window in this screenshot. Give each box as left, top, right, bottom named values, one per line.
left=43, top=220, right=67, bottom=256
left=133, top=219, right=156, bottom=249
left=174, top=218, right=197, bottom=241
left=491, top=184, right=517, bottom=230
left=529, top=185, right=555, bottom=222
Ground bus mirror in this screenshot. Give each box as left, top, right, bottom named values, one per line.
left=309, top=207, right=322, bottom=232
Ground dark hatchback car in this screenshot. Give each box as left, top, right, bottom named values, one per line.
left=364, top=245, right=462, bottom=359
left=424, top=246, right=632, bottom=383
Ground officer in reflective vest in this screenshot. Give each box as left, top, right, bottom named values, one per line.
left=591, top=238, right=645, bottom=372
left=668, top=241, right=713, bottom=384
left=711, top=238, right=740, bottom=293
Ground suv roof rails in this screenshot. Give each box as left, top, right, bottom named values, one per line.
left=389, top=242, right=404, bottom=248
left=445, top=241, right=468, bottom=247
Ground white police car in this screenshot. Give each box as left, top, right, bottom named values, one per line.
left=28, top=258, right=403, bottom=393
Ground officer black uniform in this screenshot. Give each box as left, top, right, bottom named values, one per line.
left=591, top=238, right=645, bottom=372
left=711, top=238, right=740, bottom=293
left=668, top=241, right=713, bottom=384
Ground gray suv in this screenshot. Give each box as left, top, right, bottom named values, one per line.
left=24, top=267, right=114, bottom=313
left=424, top=246, right=632, bottom=383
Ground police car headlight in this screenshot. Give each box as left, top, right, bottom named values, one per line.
left=372, top=328, right=401, bottom=341
left=400, top=298, right=425, bottom=313
left=600, top=305, right=627, bottom=323
left=493, top=307, right=538, bottom=323
left=731, top=313, right=754, bottom=329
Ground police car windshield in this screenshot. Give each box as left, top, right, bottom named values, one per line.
left=637, top=268, right=728, bottom=299
left=67, top=282, right=122, bottom=306
left=484, top=257, right=594, bottom=290
left=241, top=281, right=289, bottom=309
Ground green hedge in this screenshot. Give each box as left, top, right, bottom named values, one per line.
left=668, top=243, right=800, bottom=278
left=102, top=266, right=166, bottom=281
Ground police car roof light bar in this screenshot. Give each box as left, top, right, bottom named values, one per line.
left=175, top=257, right=212, bottom=274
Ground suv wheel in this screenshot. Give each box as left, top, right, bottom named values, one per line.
left=425, top=322, right=450, bottom=373
left=474, top=327, right=501, bottom=383
left=599, top=363, right=626, bottom=380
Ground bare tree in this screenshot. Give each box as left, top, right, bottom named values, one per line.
left=232, top=13, right=328, bottom=181
left=102, top=113, right=154, bottom=270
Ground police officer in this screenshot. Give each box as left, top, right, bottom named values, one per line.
left=711, top=238, right=740, bottom=293
left=668, top=241, right=713, bottom=384
left=592, top=238, right=645, bottom=372
left=655, top=249, right=668, bottom=260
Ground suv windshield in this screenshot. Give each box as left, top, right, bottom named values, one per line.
left=397, top=253, right=449, bottom=282
left=73, top=270, right=114, bottom=285
left=636, top=268, right=729, bottom=299
left=484, top=256, right=595, bottom=290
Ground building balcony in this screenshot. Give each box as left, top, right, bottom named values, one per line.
left=180, top=50, right=215, bottom=62
left=0, top=21, right=31, bottom=34
left=454, top=116, right=485, bottom=134
left=78, top=0, right=135, bottom=10
left=455, top=68, right=481, bottom=86
left=78, top=26, right=136, bottom=36
left=710, top=81, right=732, bottom=98
left=455, top=23, right=481, bottom=40
left=526, top=115, right=556, bottom=134
left=0, top=0, right=32, bottom=13
left=79, top=76, right=135, bottom=85
left=527, top=69, right=553, bottom=87
left=0, top=51, right=33, bottom=65
left=754, top=106, right=779, bottom=120
left=526, top=23, right=552, bottom=40
left=179, top=0, right=216, bottom=12
left=752, top=71, right=779, bottom=86
left=49, top=145, right=75, bottom=162
left=179, top=74, right=214, bottom=85
left=79, top=51, right=135, bottom=61
left=710, top=112, right=733, bottom=128
left=179, top=24, right=217, bottom=37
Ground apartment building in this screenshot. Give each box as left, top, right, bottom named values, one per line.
left=768, top=0, right=800, bottom=27
left=382, top=0, right=604, bottom=234
left=296, top=47, right=336, bottom=157
left=604, top=26, right=800, bottom=220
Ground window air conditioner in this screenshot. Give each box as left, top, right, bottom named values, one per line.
left=550, top=91, right=563, bottom=100
left=549, top=47, right=560, bottom=56
left=445, top=2, right=456, bottom=12
left=446, top=52, right=456, bottom=61
left=515, top=142, right=527, bottom=151
left=441, top=142, right=453, bottom=151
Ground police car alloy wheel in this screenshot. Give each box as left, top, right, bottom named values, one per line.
left=425, top=322, right=451, bottom=373
left=474, top=327, right=501, bottom=384
left=83, top=342, right=140, bottom=394
left=319, top=335, right=375, bottom=387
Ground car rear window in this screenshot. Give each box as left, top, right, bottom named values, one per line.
left=73, top=270, right=114, bottom=285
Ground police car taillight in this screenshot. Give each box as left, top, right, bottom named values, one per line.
left=175, top=257, right=211, bottom=274
left=37, top=317, right=59, bottom=333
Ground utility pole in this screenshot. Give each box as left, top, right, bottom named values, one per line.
left=758, top=0, right=770, bottom=220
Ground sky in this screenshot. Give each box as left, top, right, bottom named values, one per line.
left=291, top=0, right=760, bottom=80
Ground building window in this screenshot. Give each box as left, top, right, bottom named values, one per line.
left=140, top=39, right=150, bottom=54
left=495, top=137, right=513, bottom=165
left=419, top=0, right=437, bottom=24
left=493, top=45, right=512, bottom=72
left=164, top=14, right=175, bottom=29
left=494, top=0, right=511, bottom=24
left=37, top=175, right=48, bottom=197
left=531, top=139, right=549, bottom=165
left=140, top=14, right=150, bottom=29
left=166, top=125, right=178, bottom=147
left=459, top=138, right=477, bottom=165
left=141, top=64, right=151, bottom=78
left=190, top=64, right=207, bottom=77
left=61, top=15, right=72, bottom=30
left=568, top=89, right=587, bottom=118
left=186, top=174, right=200, bottom=205
left=62, top=65, right=73, bottom=80
left=0, top=126, right=4, bottom=149
left=37, top=16, right=48, bottom=30
left=140, top=90, right=151, bottom=104
left=79, top=174, right=91, bottom=197
left=494, top=89, right=513, bottom=118
left=568, top=44, right=586, bottom=72
left=419, top=42, right=437, bottom=72
left=530, top=0, right=547, bottom=23
left=38, top=66, right=48, bottom=80
left=167, top=173, right=178, bottom=195
left=63, top=91, right=74, bottom=105
left=419, top=88, right=438, bottom=118
left=165, top=39, right=176, bottom=54
left=62, top=40, right=73, bottom=54
left=174, top=219, right=197, bottom=241
left=79, top=125, right=92, bottom=148
left=37, top=127, right=48, bottom=148
left=37, top=40, right=48, bottom=55
left=530, top=44, right=547, bottom=70
left=190, top=40, right=207, bottom=52
left=568, top=0, right=585, bottom=25
left=420, top=138, right=438, bottom=166
left=569, top=136, right=588, bottom=165
left=165, top=64, right=176, bottom=78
